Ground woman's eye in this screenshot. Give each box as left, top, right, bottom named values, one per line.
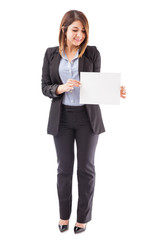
left=72, top=30, right=86, bottom=33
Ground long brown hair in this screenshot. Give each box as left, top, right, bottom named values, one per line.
left=59, top=10, right=89, bottom=58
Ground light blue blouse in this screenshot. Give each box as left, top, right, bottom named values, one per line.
left=58, top=49, right=84, bottom=106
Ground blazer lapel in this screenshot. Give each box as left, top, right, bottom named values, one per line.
left=79, top=56, right=84, bottom=78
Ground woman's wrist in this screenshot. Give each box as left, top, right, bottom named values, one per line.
left=56, top=84, right=65, bottom=95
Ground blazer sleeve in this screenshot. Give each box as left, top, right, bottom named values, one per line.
left=41, top=48, right=60, bottom=99
left=93, top=47, right=101, bottom=72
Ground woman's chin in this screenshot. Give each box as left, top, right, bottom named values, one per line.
left=73, top=43, right=81, bottom=47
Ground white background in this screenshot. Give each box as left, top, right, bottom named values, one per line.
left=0, top=0, right=160, bottom=239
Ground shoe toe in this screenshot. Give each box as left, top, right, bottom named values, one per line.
left=74, top=225, right=86, bottom=234
left=58, top=224, right=69, bottom=232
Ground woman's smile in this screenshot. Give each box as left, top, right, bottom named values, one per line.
left=74, top=38, right=82, bottom=42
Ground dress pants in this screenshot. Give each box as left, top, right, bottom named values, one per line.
left=53, top=104, right=99, bottom=223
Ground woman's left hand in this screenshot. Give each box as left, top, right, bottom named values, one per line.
left=120, top=86, right=127, bottom=98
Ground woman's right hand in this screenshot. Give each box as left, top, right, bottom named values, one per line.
left=56, top=79, right=81, bottom=94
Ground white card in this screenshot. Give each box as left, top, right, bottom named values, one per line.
left=80, top=72, right=121, bottom=105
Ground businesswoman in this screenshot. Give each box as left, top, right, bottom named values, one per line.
left=41, top=10, right=126, bottom=234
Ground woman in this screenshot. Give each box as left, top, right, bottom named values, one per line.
left=41, top=10, right=126, bottom=234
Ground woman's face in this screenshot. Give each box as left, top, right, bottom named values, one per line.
left=65, top=20, right=86, bottom=47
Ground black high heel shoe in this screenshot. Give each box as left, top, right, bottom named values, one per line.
left=58, top=220, right=69, bottom=232
left=58, top=224, right=69, bottom=232
left=74, top=224, right=86, bottom=234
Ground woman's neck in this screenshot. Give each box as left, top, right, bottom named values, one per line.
left=65, top=44, right=78, bottom=54
left=64, top=45, right=79, bottom=63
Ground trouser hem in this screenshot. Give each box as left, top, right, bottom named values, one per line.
left=76, top=218, right=91, bottom=224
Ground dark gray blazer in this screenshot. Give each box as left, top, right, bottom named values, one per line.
left=41, top=45, right=105, bottom=136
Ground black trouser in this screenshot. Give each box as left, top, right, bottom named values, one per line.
left=53, top=104, right=99, bottom=223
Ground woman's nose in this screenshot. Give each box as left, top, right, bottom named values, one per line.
left=76, top=31, right=82, bottom=38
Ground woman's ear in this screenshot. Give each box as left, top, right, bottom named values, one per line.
left=62, top=26, right=65, bottom=33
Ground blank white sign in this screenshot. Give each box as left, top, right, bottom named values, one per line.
left=80, top=72, right=121, bottom=105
